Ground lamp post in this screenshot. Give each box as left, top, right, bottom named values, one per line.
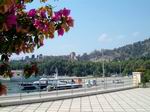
left=102, top=49, right=105, bottom=77
left=118, top=60, right=121, bottom=77
left=102, top=49, right=107, bottom=88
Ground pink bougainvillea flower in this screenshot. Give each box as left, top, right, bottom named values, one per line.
left=52, top=8, right=70, bottom=21
left=52, top=15, right=59, bottom=21
left=40, top=10, right=46, bottom=18
left=57, top=9, right=63, bottom=16
left=52, top=11, right=61, bottom=21
left=5, top=14, right=16, bottom=30
left=28, top=9, right=36, bottom=17
left=16, top=4, right=26, bottom=9
left=43, top=24, right=48, bottom=31
left=34, top=19, right=41, bottom=29
left=57, top=28, right=64, bottom=36
left=2, top=6, right=16, bottom=31
left=62, top=8, right=70, bottom=17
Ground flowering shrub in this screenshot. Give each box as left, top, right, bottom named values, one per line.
left=0, top=0, right=74, bottom=95
left=0, top=0, right=73, bottom=54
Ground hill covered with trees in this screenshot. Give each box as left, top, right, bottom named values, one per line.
left=10, top=38, right=150, bottom=77
left=80, top=38, right=150, bottom=61
left=10, top=57, right=150, bottom=77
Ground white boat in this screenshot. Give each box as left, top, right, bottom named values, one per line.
left=20, top=77, right=82, bottom=91
left=20, top=68, right=82, bottom=91
left=33, top=78, right=67, bottom=87
left=33, top=68, right=66, bottom=87
left=46, top=80, right=82, bottom=91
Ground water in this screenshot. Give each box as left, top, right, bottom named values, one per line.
left=0, top=77, right=40, bottom=95
left=1, top=80, right=20, bottom=94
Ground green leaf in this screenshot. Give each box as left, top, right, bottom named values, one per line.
left=34, top=36, right=38, bottom=44
left=0, top=14, right=4, bottom=23
left=0, top=0, right=4, bottom=4
left=15, top=0, right=19, bottom=3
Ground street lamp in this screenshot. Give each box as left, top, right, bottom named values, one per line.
left=102, top=49, right=107, bottom=88
left=118, top=60, right=121, bottom=77
left=101, top=49, right=105, bottom=77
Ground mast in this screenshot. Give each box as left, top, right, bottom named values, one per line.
left=55, top=67, right=58, bottom=79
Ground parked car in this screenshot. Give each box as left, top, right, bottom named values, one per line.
left=85, top=80, right=97, bottom=87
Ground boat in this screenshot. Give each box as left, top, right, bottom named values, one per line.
left=19, top=68, right=82, bottom=91
left=19, top=82, right=37, bottom=90
left=46, top=80, right=83, bottom=91
left=20, top=78, right=82, bottom=91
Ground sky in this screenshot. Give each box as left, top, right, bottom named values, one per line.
left=12, top=0, right=150, bottom=59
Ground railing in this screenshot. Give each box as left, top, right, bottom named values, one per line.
left=0, top=76, right=138, bottom=104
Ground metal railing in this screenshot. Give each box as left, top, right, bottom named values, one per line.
left=0, top=76, right=138, bottom=103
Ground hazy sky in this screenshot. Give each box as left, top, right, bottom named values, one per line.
left=12, top=0, right=150, bottom=59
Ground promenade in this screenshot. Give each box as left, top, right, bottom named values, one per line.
left=0, top=76, right=135, bottom=106
left=0, top=88, right=150, bottom=112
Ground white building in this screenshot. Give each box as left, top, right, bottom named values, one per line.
left=70, top=52, right=78, bottom=61
left=11, top=70, right=23, bottom=81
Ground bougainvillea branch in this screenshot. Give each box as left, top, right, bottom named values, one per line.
left=0, top=0, right=74, bottom=95
left=0, top=0, right=74, bottom=54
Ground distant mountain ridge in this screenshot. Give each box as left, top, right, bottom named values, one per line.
left=80, top=38, right=150, bottom=61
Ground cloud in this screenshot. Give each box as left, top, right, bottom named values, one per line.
left=98, top=33, right=112, bottom=43
left=132, top=32, right=140, bottom=37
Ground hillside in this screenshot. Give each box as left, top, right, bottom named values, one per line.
left=80, top=38, right=150, bottom=61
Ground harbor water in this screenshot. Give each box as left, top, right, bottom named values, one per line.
left=0, top=77, right=40, bottom=95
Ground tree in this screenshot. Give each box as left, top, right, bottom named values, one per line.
left=0, top=0, right=74, bottom=95
left=141, top=70, right=150, bottom=87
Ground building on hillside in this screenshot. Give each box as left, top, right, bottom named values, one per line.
left=25, top=56, right=29, bottom=60
left=37, top=54, right=43, bottom=60
left=31, top=54, right=35, bottom=59
left=11, top=70, right=23, bottom=77
left=10, top=70, right=24, bottom=81
left=70, top=52, right=78, bottom=61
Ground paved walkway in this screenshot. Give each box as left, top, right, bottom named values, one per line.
left=0, top=88, right=150, bottom=112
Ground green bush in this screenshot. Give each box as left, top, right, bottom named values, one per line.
left=141, top=70, right=150, bottom=87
